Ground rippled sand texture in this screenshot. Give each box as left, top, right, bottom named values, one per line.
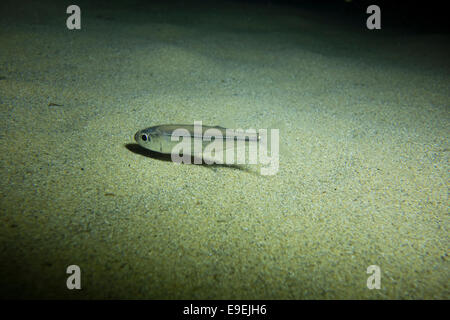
left=0, top=0, right=448, bottom=298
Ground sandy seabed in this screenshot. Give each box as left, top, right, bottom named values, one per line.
left=0, top=0, right=448, bottom=299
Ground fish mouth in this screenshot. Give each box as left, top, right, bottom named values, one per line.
left=134, top=131, right=140, bottom=143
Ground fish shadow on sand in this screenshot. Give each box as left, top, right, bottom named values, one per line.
left=125, top=144, right=255, bottom=173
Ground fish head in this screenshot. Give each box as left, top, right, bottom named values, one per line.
left=134, top=127, right=161, bottom=152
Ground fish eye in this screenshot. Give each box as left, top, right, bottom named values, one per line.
left=141, top=134, right=148, bottom=142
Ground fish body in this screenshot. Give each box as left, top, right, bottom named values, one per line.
left=134, top=124, right=260, bottom=163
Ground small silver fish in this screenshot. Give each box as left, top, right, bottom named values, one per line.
left=134, top=124, right=260, bottom=164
